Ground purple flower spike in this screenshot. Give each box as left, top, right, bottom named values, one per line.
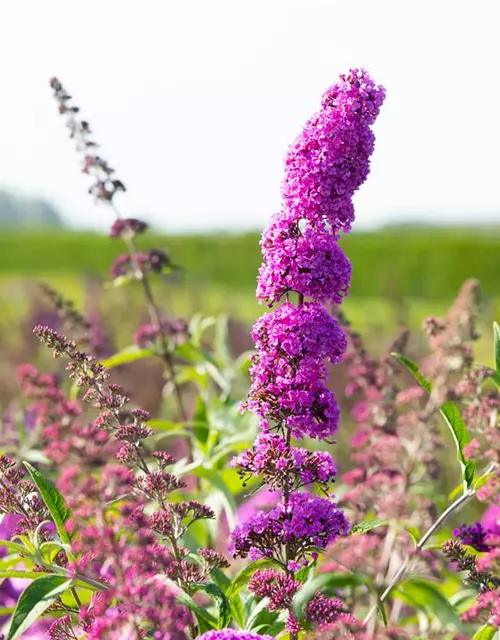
left=283, top=68, right=385, bottom=232
left=230, top=69, right=384, bottom=636
left=230, top=492, right=349, bottom=562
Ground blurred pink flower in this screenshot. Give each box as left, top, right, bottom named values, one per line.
left=481, top=505, right=500, bottom=535
left=236, top=488, right=280, bottom=524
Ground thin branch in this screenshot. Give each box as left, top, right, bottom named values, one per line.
left=363, top=462, right=499, bottom=626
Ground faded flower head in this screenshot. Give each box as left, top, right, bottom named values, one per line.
left=134, top=316, right=189, bottom=349
left=109, top=218, right=148, bottom=238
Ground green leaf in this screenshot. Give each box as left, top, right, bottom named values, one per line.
left=192, top=396, right=210, bottom=447
left=448, top=482, right=463, bottom=501
left=211, top=568, right=232, bottom=592
left=211, top=569, right=243, bottom=627
left=0, top=570, right=50, bottom=580
left=440, top=402, right=476, bottom=488
left=0, top=555, right=23, bottom=571
left=0, top=540, right=28, bottom=555
left=6, top=575, right=72, bottom=640
left=100, top=346, right=155, bottom=369
left=191, top=468, right=237, bottom=529
left=294, top=560, right=316, bottom=585
left=473, top=624, right=497, bottom=640
left=147, top=419, right=189, bottom=433
left=23, top=462, right=72, bottom=548
left=260, top=610, right=287, bottom=637
left=174, top=341, right=206, bottom=364
left=175, top=587, right=218, bottom=633
left=192, top=582, right=231, bottom=629
left=244, top=597, right=276, bottom=631
left=404, top=524, right=420, bottom=547
left=392, top=353, right=475, bottom=488
left=494, top=322, right=500, bottom=373
left=39, top=541, right=70, bottom=564
left=473, top=472, right=497, bottom=492
left=226, top=559, right=276, bottom=627
left=351, top=519, right=389, bottom=535
left=396, top=577, right=462, bottom=628
left=392, top=353, right=431, bottom=393
left=377, top=600, right=388, bottom=627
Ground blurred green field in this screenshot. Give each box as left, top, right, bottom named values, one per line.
left=1, top=226, right=500, bottom=300
left=1, top=227, right=499, bottom=363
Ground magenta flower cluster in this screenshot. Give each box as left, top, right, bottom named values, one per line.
left=233, top=432, right=337, bottom=492
left=231, top=69, right=385, bottom=635
left=281, top=70, right=385, bottom=232
left=247, top=301, right=346, bottom=439
left=229, top=491, right=350, bottom=562
left=257, top=210, right=352, bottom=305
left=453, top=522, right=492, bottom=552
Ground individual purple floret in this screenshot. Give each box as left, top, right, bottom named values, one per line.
left=453, top=522, right=492, bottom=552
left=257, top=211, right=352, bottom=306
left=282, top=68, right=386, bottom=232
left=229, top=492, right=349, bottom=562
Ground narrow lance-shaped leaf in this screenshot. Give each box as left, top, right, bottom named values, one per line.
left=440, top=402, right=476, bottom=488
left=0, top=540, right=28, bottom=555
left=395, top=578, right=463, bottom=629
left=226, top=559, right=277, bottom=628
left=293, top=572, right=370, bottom=623
left=100, top=346, right=155, bottom=369
left=472, top=624, right=497, bottom=640
left=490, top=322, right=500, bottom=387
left=392, top=353, right=475, bottom=488
left=23, top=462, right=72, bottom=547
left=392, top=353, right=431, bottom=393
left=350, top=519, right=388, bottom=535
left=6, top=575, right=73, bottom=640
left=494, top=322, right=500, bottom=373
left=174, top=587, right=218, bottom=634
left=192, top=582, right=232, bottom=629
left=0, top=570, right=50, bottom=580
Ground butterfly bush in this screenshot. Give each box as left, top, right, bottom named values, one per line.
left=231, top=69, right=386, bottom=637
left=3, top=68, right=500, bottom=640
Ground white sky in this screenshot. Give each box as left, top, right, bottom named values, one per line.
left=1, top=0, right=499, bottom=233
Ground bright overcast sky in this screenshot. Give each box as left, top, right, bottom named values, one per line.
left=1, top=0, right=499, bottom=233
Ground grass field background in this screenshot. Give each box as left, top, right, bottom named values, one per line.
left=1, top=226, right=499, bottom=362
left=1, top=226, right=499, bottom=299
